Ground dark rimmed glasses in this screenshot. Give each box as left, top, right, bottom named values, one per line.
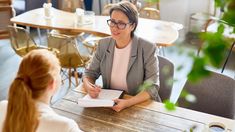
left=107, top=19, right=132, bottom=30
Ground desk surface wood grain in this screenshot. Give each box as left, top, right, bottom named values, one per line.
left=52, top=87, right=234, bottom=132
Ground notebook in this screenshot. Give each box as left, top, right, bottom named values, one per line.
left=77, top=89, right=124, bottom=107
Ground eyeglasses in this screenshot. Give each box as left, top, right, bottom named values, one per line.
left=107, top=19, right=131, bottom=30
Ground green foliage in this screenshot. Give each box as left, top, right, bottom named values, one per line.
left=200, top=27, right=229, bottom=68
left=187, top=57, right=211, bottom=82
left=187, top=0, right=235, bottom=82
left=176, top=65, right=183, bottom=71
left=138, top=81, right=154, bottom=92
left=180, top=89, right=189, bottom=98
left=222, top=0, right=235, bottom=25
left=164, top=100, right=176, bottom=111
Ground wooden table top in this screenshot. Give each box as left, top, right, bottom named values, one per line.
left=52, top=87, right=234, bottom=132
left=10, top=8, right=183, bottom=46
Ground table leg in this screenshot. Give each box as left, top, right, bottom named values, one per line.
left=26, top=26, right=30, bottom=33
left=221, top=41, right=235, bottom=73
left=37, top=28, right=42, bottom=45
left=99, top=0, right=102, bottom=14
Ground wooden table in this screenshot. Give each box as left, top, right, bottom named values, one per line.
left=10, top=8, right=182, bottom=46
left=52, top=87, right=234, bottom=132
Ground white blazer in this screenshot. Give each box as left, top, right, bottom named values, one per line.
left=0, top=100, right=82, bottom=132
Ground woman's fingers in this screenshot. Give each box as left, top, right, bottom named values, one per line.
left=88, top=86, right=101, bottom=98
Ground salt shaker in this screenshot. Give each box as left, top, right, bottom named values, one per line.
left=43, top=3, right=52, bottom=18
left=76, top=8, right=84, bottom=25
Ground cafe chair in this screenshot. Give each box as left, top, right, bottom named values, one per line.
left=157, top=56, right=174, bottom=101
left=177, top=70, right=235, bottom=119
left=0, top=6, right=15, bottom=39
left=139, top=7, right=160, bottom=20
left=81, top=34, right=106, bottom=55
left=101, top=3, right=114, bottom=16
left=8, top=25, right=53, bottom=57
left=0, top=0, right=12, bottom=5
left=58, top=0, right=84, bottom=12
left=47, top=33, right=91, bottom=88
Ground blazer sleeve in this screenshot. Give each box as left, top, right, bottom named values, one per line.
left=83, top=40, right=103, bottom=80
left=143, top=44, right=160, bottom=101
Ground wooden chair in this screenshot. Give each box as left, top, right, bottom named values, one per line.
left=178, top=70, right=235, bottom=119
left=8, top=26, right=54, bottom=57
left=82, top=35, right=102, bottom=55
left=139, top=7, right=160, bottom=20
left=0, top=6, right=14, bottom=39
left=58, top=0, right=84, bottom=12
left=47, top=33, right=91, bottom=88
left=158, top=56, right=174, bottom=101
left=101, top=3, right=114, bottom=16
left=0, top=0, right=12, bottom=5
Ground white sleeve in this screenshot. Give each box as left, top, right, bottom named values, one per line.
left=68, top=120, right=83, bottom=132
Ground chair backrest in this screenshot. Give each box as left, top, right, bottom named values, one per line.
left=8, top=26, right=37, bottom=56
left=58, top=0, right=83, bottom=12
left=0, top=6, right=14, bottom=39
left=178, top=71, right=235, bottom=119
left=157, top=55, right=174, bottom=101
left=101, top=3, right=114, bottom=16
left=139, top=7, right=160, bottom=20
left=47, top=33, right=88, bottom=68
left=0, top=0, right=12, bottom=5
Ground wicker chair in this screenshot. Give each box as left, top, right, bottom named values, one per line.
left=8, top=26, right=54, bottom=57
left=139, top=7, right=160, bottom=20
left=47, top=33, right=91, bottom=88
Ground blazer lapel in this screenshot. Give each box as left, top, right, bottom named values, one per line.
left=105, top=39, right=115, bottom=88
left=127, top=35, right=138, bottom=73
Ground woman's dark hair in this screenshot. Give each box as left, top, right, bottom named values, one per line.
left=109, top=1, right=138, bottom=38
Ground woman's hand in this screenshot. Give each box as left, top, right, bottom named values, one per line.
left=87, top=83, right=101, bottom=98
left=112, top=99, right=131, bottom=112
left=112, top=91, right=151, bottom=112
left=83, top=79, right=101, bottom=98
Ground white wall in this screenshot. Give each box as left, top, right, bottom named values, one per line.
left=159, top=0, right=213, bottom=38
left=92, top=0, right=214, bottom=37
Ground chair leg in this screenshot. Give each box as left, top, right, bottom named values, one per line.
left=69, top=68, right=71, bottom=88
left=221, top=41, right=235, bottom=73
left=60, top=70, right=64, bottom=85
left=74, top=68, right=79, bottom=87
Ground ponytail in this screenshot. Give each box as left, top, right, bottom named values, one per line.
left=2, top=49, right=60, bottom=132
left=3, top=77, right=38, bottom=132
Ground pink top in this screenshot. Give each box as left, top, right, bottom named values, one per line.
left=110, top=41, right=132, bottom=92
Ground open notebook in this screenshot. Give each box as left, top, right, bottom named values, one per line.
left=77, top=89, right=124, bottom=107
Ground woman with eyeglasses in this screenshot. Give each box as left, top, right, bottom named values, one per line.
left=0, top=49, right=82, bottom=132
left=83, top=1, right=160, bottom=112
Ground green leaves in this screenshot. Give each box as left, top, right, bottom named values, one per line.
left=138, top=81, right=154, bottom=92
left=187, top=57, right=210, bottom=82
left=222, top=0, right=235, bottom=25
left=164, top=100, right=176, bottom=111
left=200, top=29, right=229, bottom=68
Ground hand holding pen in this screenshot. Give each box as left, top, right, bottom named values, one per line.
left=86, top=81, right=101, bottom=98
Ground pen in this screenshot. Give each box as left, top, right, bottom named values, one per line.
left=88, top=81, right=96, bottom=88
